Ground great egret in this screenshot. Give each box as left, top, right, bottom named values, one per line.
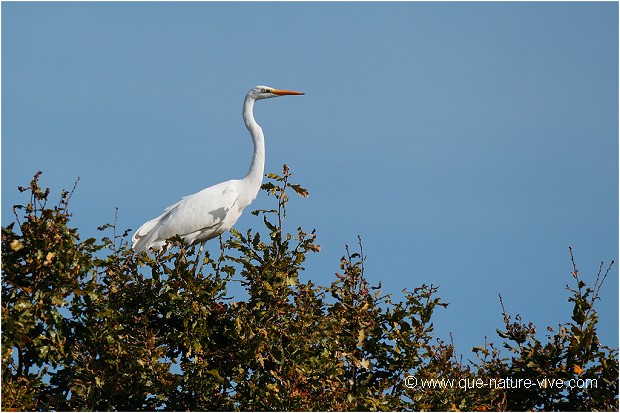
left=132, top=85, right=304, bottom=260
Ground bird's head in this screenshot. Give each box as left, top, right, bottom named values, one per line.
left=249, top=85, right=304, bottom=100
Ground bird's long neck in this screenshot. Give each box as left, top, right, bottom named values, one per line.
left=241, top=95, right=265, bottom=205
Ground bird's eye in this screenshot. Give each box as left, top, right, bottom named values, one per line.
left=261, top=88, right=270, bottom=93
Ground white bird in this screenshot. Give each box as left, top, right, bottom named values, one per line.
left=132, top=85, right=304, bottom=260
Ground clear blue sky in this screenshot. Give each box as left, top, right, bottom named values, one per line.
left=3, top=2, right=618, bottom=356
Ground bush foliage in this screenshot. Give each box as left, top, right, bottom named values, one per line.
left=2, top=167, right=618, bottom=411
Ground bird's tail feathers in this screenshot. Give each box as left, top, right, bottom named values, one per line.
left=132, top=217, right=162, bottom=252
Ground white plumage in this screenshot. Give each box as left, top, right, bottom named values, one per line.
left=132, top=85, right=304, bottom=254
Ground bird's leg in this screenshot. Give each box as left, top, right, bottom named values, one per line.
left=194, top=241, right=206, bottom=274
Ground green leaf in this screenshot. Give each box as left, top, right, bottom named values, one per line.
left=496, top=329, right=511, bottom=339
left=357, top=329, right=366, bottom=346
left=9, top=239, right=24, bottom=251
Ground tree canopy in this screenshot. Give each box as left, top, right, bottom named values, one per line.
left=2, top=166, right=617, bottom=411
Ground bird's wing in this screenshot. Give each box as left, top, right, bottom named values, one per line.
left=132, top=181, right=242, bottom=251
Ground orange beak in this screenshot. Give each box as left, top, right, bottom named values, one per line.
left=272, top=89, right=304, bottom=96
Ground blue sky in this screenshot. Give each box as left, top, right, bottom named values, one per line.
left=3, top=2, right=618, bottom=356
